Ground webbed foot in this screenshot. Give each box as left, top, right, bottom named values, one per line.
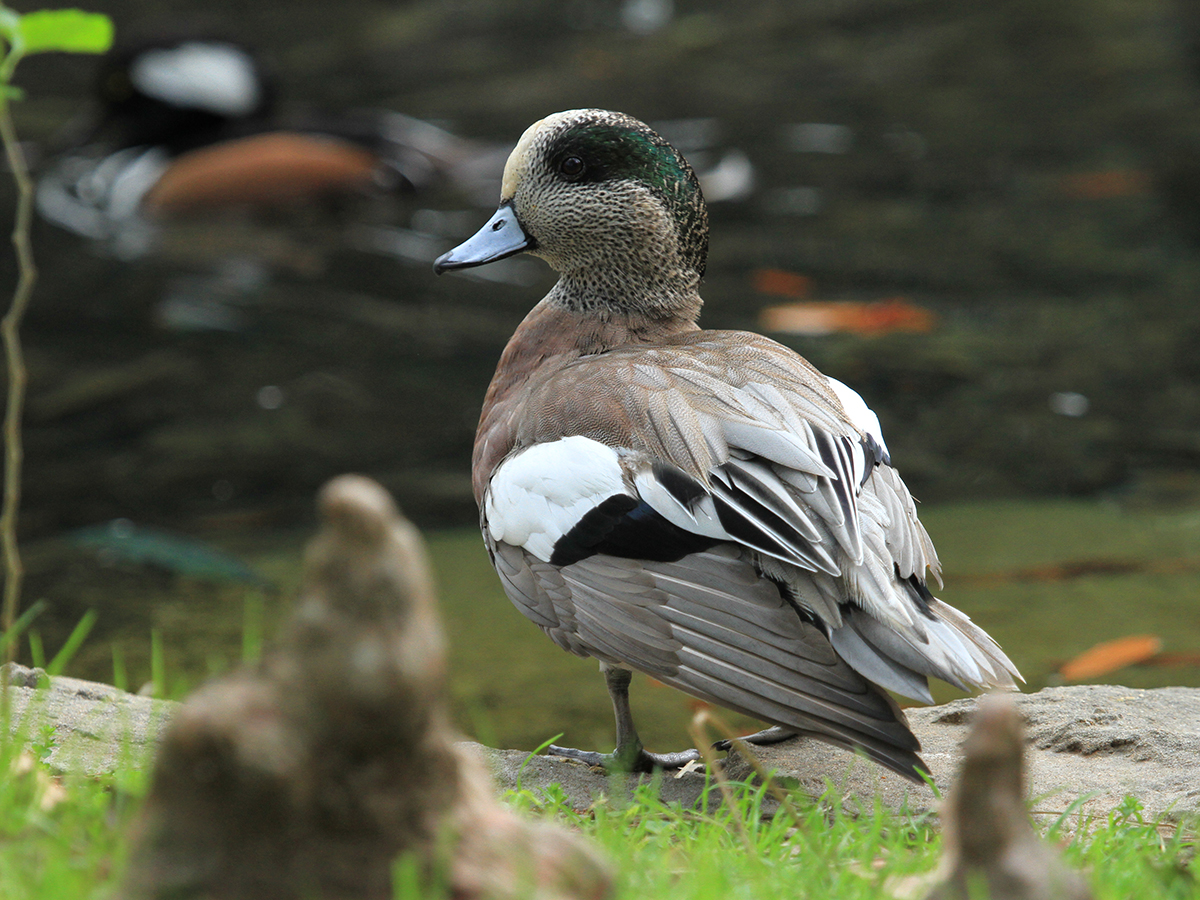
left=547, top=743, right=702, bottom=773
left=713, top=725, right=798, bottom=752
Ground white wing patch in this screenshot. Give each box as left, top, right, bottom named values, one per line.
left=486, top=436, right=628, bottom=562
left=130, top=41, right=262, bottom=117
left=826, top=376, right=889, bottom=458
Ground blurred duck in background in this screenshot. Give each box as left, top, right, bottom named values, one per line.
left=35, top=34, right=510, bottom=302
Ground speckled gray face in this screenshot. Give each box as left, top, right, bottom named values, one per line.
left=534, top=110, right=708, bottom=277
left=435, top=110, right=709, bottom=301
left=508, top=110, right=708, bottom=279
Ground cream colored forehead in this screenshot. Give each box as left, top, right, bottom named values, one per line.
left=500, top=110, right=582, bottom=199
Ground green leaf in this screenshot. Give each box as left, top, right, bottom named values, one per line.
left=18, top=9, right=113, bottom=55
left=0, top=84, right=24, bottom=101
left=0, top=8, right=22, bottom=47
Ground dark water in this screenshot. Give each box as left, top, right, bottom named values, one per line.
left=3, top=1, right=1200, bottom=749
left=9, top=0, right=1200, bottom=534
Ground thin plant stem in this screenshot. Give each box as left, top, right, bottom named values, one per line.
left=689, top=707, right=824, bottom=859
left=687, top=710, right=755, bottom=854
left=0, top=43, right=36, bottom=673
left=690, top=708, right=806, bottom=825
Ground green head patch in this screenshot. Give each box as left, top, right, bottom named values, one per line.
left=542, top=111, right=709, bottom=276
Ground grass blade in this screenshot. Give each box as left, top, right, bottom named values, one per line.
left=46, top=609, right=97, bottom=676
left=111, top=641, right=127, bottom=692
left=242, top=591, right=264, bottom=665
left=150, top=628, right=164, bottom=698
left=0, top=596, right=43, bottom=654
left=27, top=629, right=43, bottom=669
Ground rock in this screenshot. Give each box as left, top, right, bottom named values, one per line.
left=478, top=741, right=713, bottom=811
left=6, top=659, right=1198, bottom=832
left=923, top=693, right=1093, bottom=900
left=118, top=475, right=612, bottom=900
left=2, top=662, right=174, bottom=775
left=730, top=685, right=1200, bottom=825
left=487, top=685, right=1200, bottom=826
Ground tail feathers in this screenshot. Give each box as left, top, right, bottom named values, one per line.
left=828, top=623, right=934, bottom=703
left=832, top=602, right=1021, bottom=704
left=693, top=676, right=930, bottom=783
left=790, top=725, right=930, bottom=784
left=927, top=598, right=1022, bottom=688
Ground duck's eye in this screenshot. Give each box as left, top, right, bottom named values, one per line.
left=558, top=156, right=585, bottom=179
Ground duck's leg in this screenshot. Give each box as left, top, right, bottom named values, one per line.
left=548, top=663, right=701, bottom=773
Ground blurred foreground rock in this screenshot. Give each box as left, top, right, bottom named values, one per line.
left=922, top=693, right=1093, bottom=900
left=117, top=475, right=611, bottom=900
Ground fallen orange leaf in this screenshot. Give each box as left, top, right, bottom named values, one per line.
left=1059, top=634, right=1163, bottom=681
left=759, top=298, right=937, bottom=336
left=1059, top=169, right=1150, bottom=200
left=753, top=268, right=813, bottom=299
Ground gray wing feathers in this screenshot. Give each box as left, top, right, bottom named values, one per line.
left=626, top=552, right=922, bottom=765
left=709, top=463, right=840, bottom=574
left=721, top=418, right=835, bottom=482
left=925, top=599, right=1020, bottom=688
left=629, top=391, right=1019, bottom=699
left=829, top=599, right=1018, bottom=702
left=493, top=342, right=1016, bottom=776
left=493, top=539, right=565, bottom=630
left=825, top=623, right=935, bottom=703
left=722, top=455, right=823, bottom=544
left=495, top=540, right=923, bottom=773
left=868, top=464, right=942, bottom=585
left=492, top=540, right=589, bottom=658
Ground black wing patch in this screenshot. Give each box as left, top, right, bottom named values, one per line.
left=653, top=460, right=709, bottom=509
left=862, top=433, right=890, bottom=485
left=901, top=569, right=937, bottom=620
left=550, top=494, right=719, bottom=567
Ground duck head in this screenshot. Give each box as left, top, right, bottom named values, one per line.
left=435, top=109, right=708, bottom=319
left=91, top=37, right=274, bottom=154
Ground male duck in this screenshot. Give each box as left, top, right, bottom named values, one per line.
left=435, top=109, right=1019, bottom=779
left=37, top=36, right=488, bottom=258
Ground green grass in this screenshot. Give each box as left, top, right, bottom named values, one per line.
left=1, top=496, right=1198, bottom=896
left=502, top=781, right=1198, bottom=900
left=0, top=727, right=1193, bottom=899
left=0, top=740, right=145, bottom=900
left=507, top=778, right=945, bottom=900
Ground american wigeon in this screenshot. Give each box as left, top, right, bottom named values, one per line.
left=435, top=109, right=1019, bottom=779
